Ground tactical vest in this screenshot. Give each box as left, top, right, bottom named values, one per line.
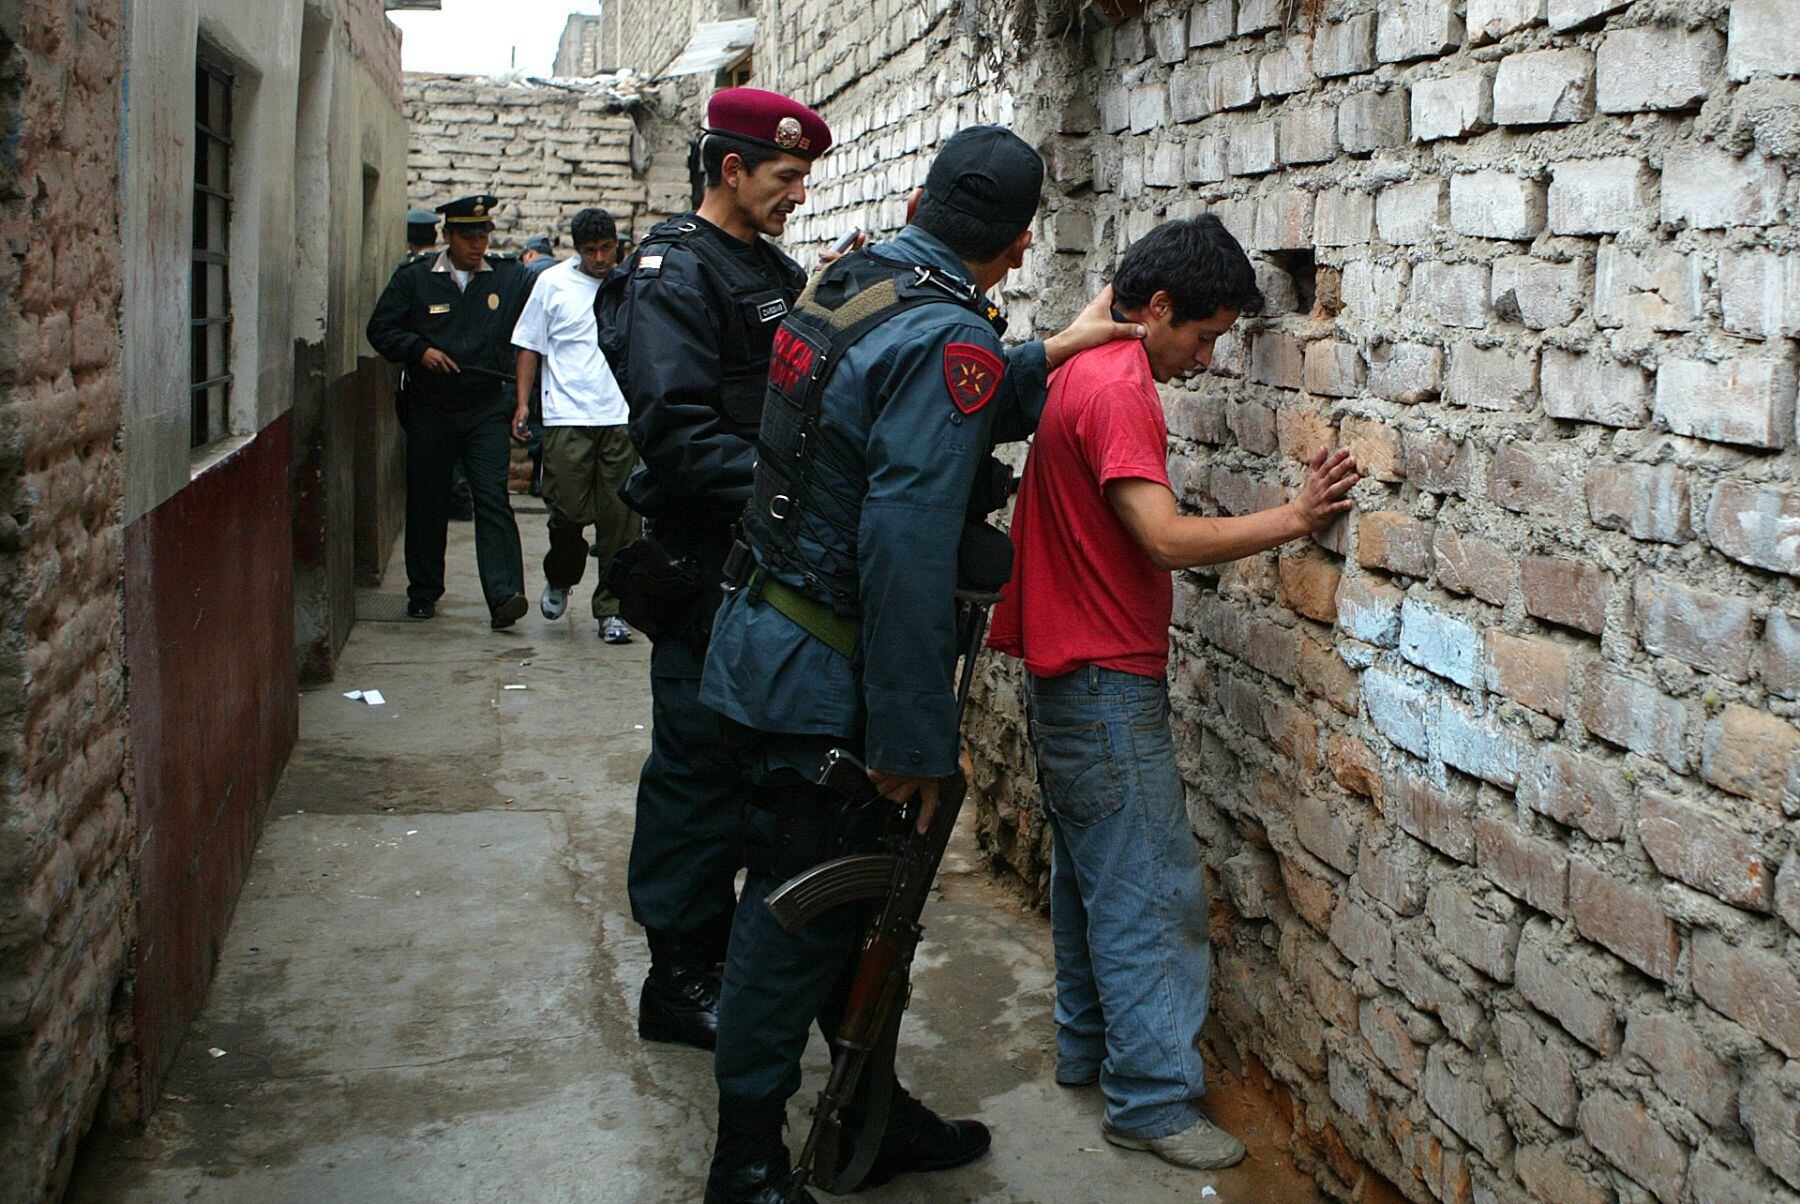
left=742, top=248, right=1001, bottom=616
left=595, top=214, right=799, bottom=432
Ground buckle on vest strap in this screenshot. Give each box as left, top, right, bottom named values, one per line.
left=769, top=494, right=793, bottom=520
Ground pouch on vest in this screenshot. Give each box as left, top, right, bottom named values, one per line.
left=602, top=535, right=709, bottom=644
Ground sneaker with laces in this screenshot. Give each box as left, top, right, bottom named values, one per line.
left=540, top=584, right=568, bottom=620
left=601, top=616, right=634, bottom=644
left=1102, top=1115, right=1246, bottom=1170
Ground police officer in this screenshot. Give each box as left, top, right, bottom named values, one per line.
left=406, top=208, right=438, bottom=260
left=367, top=194, right=533, bottom=627
left=696, top=127, right=1146, bottom=1203
left=520, top=234, right=558, bottom=278
left=604, top=88, right=832, bottom=1052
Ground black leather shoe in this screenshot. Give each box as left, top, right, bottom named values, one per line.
left=638, top=962, right=721, bottom=1050
left=490, top=594, right=528, bottom=630
left=703, top=1158, right=817, bottom=1204
left=855, top=1093, right=991, bottom=1190
left=405, top=599, right=435, bottom=621
left=706, top=1099, right=817, bottom=1204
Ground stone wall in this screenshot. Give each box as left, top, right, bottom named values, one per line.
left=567, top=0, right=1800, bottom=1198
left=554, top=12, right=605, bottom=76
left=405, top=73, right=652, bottom=248
left=777, top=0, right=1800, bottom=1200
left=0, top=2, right=131, bottom=1201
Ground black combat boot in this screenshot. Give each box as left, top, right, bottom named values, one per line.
left=847, top=1088, right=991, bottom=1191
left=705, top=1098, right=818, bottom=1204
left=638, top=929, right=722, bottom=1050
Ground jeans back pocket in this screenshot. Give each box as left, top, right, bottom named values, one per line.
left=1030, top=716, right=1126, bottom=828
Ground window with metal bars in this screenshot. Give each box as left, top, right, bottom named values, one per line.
left=191, top=55, right=234, bottom=449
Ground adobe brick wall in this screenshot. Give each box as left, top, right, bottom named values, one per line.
left=745, top=1, right=1800, bottom=1201
left=0, top=3, right=131, bottom=1202
left=404, top=74, right=654, bottom=250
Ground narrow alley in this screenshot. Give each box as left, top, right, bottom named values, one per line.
left=67, top=517, right=1321, bottom=1204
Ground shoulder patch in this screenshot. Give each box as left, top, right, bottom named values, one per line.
left=943, top=342, right=1004, bottom=414
left=635, top=253, right=665, bottom=278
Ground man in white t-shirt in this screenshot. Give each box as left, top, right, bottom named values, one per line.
left=511, top=207, right=641, bottom=642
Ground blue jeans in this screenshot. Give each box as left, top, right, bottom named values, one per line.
left=1026, top=666, right=1211, bottom=1139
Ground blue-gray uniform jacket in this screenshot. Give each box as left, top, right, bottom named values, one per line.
left=700, top=224, right=1051, bottom=778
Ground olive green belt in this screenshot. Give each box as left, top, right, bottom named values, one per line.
left=749, top=568, right=859, bottom=659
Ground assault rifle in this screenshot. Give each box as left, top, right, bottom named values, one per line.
left=766, top=583, right=1000, bottom=1194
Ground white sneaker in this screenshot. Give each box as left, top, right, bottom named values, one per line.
left=1102, top=1116, right=1246, bottom=1170
left=540, top=584, right=568, bottom=620
left=601, top=616, right=633, bottom=644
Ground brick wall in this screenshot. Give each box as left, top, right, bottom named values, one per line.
left=405, top=73, right=653, bottom=249
left=0, top=2, right=131, bottom=1201
left=748, top=0, right=1800, bottom=1200
left=553, top=13, right=605, bottom=77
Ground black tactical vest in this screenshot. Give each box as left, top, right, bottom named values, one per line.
left=742, top=247, right=1000, bottom=615
left=596, top=214, right=800, bottom=433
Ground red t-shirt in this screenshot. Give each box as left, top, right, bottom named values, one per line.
left=989, top=338, right=1173, bottom=680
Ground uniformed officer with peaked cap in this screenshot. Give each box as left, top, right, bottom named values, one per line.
left=367, top=193, right=533, bottom=627
left=406, top=207, right=438, bottom=259
left=601, top=87, right=833, bottom=1057
left=694, top=126, right=1145, bottom=1203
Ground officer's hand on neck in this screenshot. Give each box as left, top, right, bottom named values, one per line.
left=1044, top=285, right=1147, bottom=370
left=866, top=769, right=939, bottom=835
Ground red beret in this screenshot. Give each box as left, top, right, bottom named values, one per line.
left=704, top=87, right=832, bottom=161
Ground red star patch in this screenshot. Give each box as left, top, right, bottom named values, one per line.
left=943, top=342, right=1003, bottom=414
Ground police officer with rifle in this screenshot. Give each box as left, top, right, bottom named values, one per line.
left=696, top=126, right=1146, bottom=1204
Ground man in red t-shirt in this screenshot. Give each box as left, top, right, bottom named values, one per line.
left=990, top=215, right=1357, bottom=1170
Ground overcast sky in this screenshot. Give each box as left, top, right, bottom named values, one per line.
left=390, top=0, right=604, bottom=78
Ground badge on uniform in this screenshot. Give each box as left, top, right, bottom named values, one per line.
left=428, top=303, right=451, bottom=315
left=943, top=342, right=1003, bottom=414
left=486, top=293, right=499, bottom=310
left=757, top=298, right=788, bottom=323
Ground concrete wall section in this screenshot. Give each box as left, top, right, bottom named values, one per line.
left=0, top=4, right=131, bottom=1201
left=120, top=0, right=301, bottom=523
left=404, top=74, right=651, bottom=247
left=121, top=413, right=299, bottom=1115
left=289, top=0, right=408, bottom=679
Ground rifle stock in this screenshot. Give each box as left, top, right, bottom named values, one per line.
left=785, top=592, right=995, bottom=1193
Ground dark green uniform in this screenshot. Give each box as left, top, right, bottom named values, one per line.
left=366, top=250, right=533, bottom=614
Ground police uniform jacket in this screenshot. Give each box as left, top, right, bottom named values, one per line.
left=611, top=213, right=805, bottom=533
left=700, top=224, right=1051, bottom=779
left=366, top=251, right=532, bottom=407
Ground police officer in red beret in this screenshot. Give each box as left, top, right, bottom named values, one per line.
left=598, top=88, right=831, bottom=1064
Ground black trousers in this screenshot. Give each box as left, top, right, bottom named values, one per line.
left=626, top=647, right=745, bottom=945
left=404, top=400, right=524, bottom=612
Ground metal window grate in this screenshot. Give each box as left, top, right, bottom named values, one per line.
left=190, top=56, right=234, bottom=449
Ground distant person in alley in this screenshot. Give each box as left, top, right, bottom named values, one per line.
left=367, top=193, right=534, bottom=628
left=988, top=215, right=1359, bottom=1172
left=510, top=207, right=639, bottom=643
left=520, top=233, right=559, bottom=278
left=405, top=208, right=438, bottom=261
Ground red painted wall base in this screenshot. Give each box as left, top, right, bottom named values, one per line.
left=122, top=414, right=298, bottom=1105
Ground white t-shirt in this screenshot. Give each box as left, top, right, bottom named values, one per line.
left=510, top=257, right=628, bottom=426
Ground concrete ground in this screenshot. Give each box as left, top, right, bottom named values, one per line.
left=71, top=513, right=1323, bottom=1204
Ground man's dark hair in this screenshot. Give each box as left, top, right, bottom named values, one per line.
left=1112, top=215, right=1263, bottom=323
left=912, top=193, right=1030, bottom=264
left=570, top=207, right=616, bottom=245
left=700, top=133, right=782, bottom=187
left=406, top=221, right=436, bottom=248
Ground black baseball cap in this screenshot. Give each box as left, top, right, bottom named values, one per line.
left=924, top=126, right=1044, bottom=227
